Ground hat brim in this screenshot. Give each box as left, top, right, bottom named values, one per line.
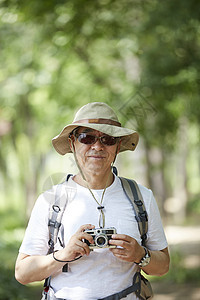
left=52, top=123, right=139, bottom=155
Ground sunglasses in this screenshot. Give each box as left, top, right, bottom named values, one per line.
left=76, top=133, right=119, bottom=146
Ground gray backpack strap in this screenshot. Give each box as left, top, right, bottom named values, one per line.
left=119, top=177, right=148, bottom=247
left=98, top=272, right=140, bottom=300
left=47, top=183, right=68, bottom=254
left=47, top=174, right=73, bottom=254
left=43, top=176, right=71, bottom=293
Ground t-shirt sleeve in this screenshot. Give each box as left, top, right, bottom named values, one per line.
left=140, top=186, right=168, bottom=251
left=19, top=192, right=51, bottom=256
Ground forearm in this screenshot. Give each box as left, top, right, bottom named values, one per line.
left=142, top=247, right=170, bottom=276
left=15, top=252, right=66, bottom=285
left=15, top=224, right=95, bottom=285
left=109, top=234, right=170, bottom=276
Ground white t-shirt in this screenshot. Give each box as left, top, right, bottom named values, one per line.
left=19, top=175, right=168, bottom=300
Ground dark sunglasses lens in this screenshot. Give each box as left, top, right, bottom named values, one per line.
left=77, top=133, right=117, bottom=146
left=101, top=136, right=117, bottom=145
left=78, top=134, right=96, bottom=144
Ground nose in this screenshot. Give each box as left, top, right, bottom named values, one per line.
left=91, top=138, right=104, bottom=150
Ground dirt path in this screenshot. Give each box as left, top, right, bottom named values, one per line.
left=152, top=282, right=200, bottom=300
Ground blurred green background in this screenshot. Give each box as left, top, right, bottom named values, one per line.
left=0, top=0, right=200, bottom=299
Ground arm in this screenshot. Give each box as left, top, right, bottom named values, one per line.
left=15, top=224, right=95, bottom=285
left=15, top=252, right=62, bottom=285
left=109, top=234, right=170, bottom=276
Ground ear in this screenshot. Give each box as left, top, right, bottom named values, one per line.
left=68, top=135, right=75, bottom=151
left=116, top=139, right=121, bottom=154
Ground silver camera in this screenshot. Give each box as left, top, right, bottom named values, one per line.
left=84, top=227, right=117, bottom=249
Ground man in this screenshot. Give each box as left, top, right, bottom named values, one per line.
left=15, top=102, right=169, bottom=300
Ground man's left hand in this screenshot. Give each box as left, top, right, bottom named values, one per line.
left=109, top=234, right=145, bottom=263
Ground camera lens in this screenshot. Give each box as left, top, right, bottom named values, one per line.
left=95, top=234, right=108, bottom=247
left=97, top=236, right=105, bottom=246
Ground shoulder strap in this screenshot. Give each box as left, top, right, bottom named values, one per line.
left=119, top=177, right=148, bottom=247
left=44, top=175, right=72, bottom=290
left=47, top=174, right=73, bottom=254
left=47, top=183, right=67, bottom=253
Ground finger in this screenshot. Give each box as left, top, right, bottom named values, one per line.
left=81, top=242, right=91, bottom=256
left=109, top=248, right=129, bottom=261
left=111, top=234, right=132, bottom=242
left=76, top=224, right=95, bottom=234
left=109, top=239, right=130, bottom=250
left=73, top=245, right=87, bottom=257
left=75, top=231, right=94, bottom=244
left=75, top=239, right=92, bottom=256
left=81, top=233, right=94, bottom=244
left=74, top=240, right=90, bottom=256
left=110, top=247, right=126, bottom=255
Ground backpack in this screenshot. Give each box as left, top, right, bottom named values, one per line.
left=42, top=173, right=153, bottom=300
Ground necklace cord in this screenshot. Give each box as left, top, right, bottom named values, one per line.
left=70, top=137, right=115, bottom=228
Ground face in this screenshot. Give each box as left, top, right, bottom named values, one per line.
left=69, top=127, right=121, bottom=177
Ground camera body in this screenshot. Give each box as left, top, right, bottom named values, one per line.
left=84, top=227, right=117, bottom=249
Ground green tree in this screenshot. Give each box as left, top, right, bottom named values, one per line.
left=0, top=0, right=199, bottom=221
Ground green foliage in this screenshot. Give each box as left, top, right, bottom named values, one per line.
left=187, top=195, right=200, bottom=214
left=0, top=1, right=200, bottom=297
left=125, top=0, right=200, bottom=159
left=145, top=251, right=200, bottom=285
left=0, top=264, right=41, bottom=300
left=166, top=251, right=200, bottom=284
left=0, top=208, right=42, bottom=299
left=0, top=0, right=199, bottom=252
left=0, top=208, right=25, bottom=230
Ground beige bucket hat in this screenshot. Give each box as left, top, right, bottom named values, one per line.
left=52, top=102, right=139, bottom=155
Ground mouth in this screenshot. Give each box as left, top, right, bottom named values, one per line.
left=87, top=152, right=107, bottom=161
left=88, top=155, right=105, bottom=159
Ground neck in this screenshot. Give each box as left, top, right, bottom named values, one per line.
left=74, top=170, right=114, bottom=189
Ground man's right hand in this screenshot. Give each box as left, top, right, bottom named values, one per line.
left=57, top=224, right=95, bottom=261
